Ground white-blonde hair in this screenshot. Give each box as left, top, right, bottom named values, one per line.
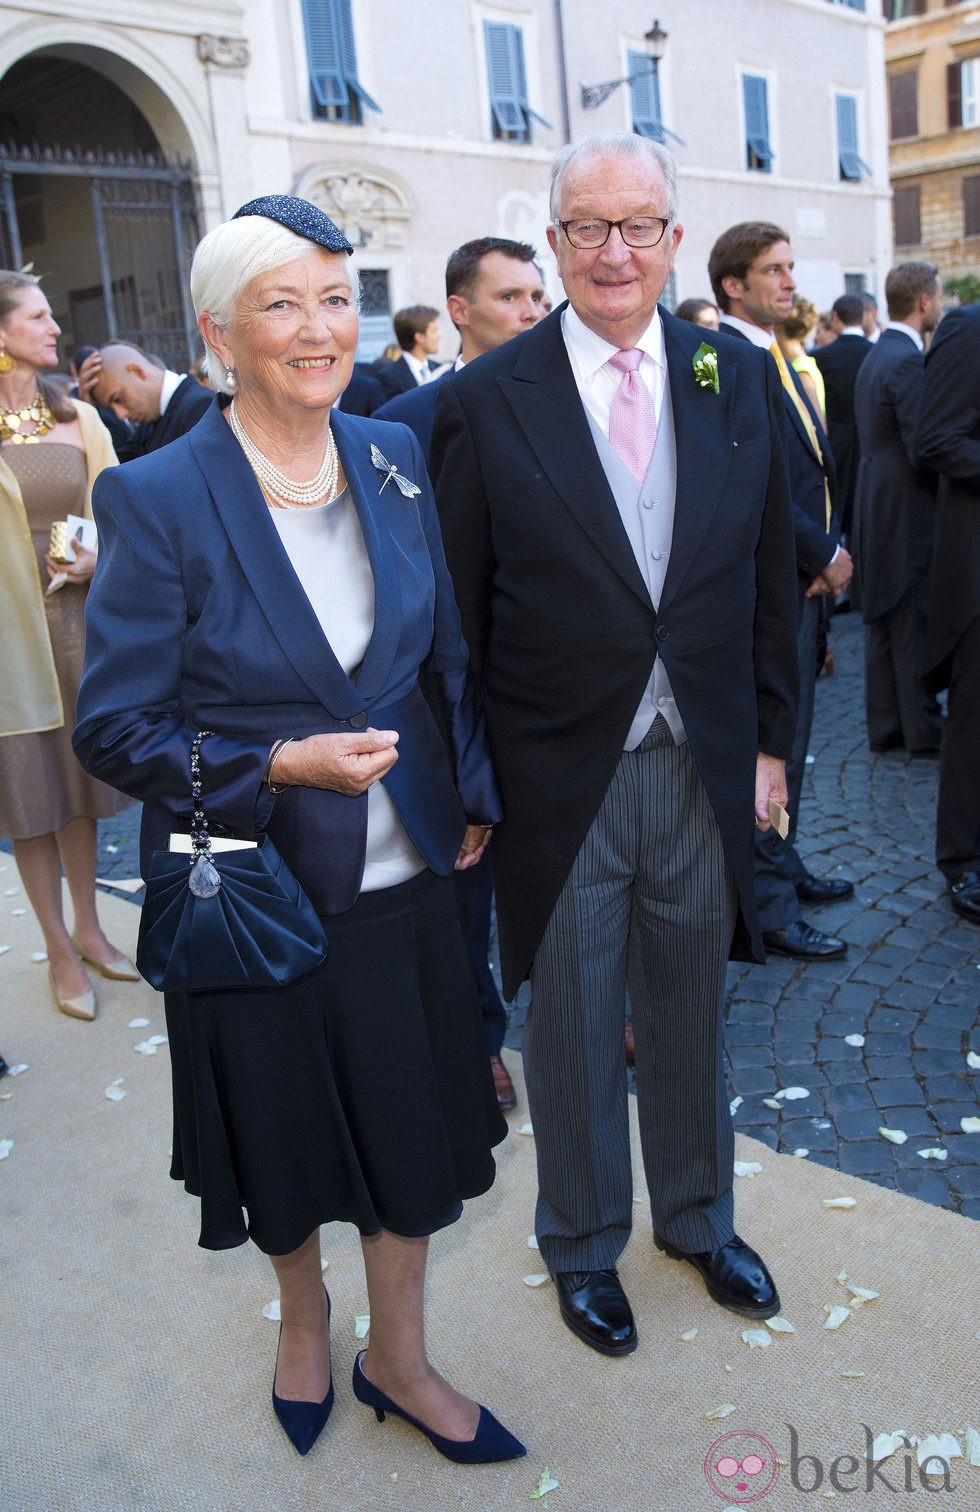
left=190, top=216, right=361, bottom=392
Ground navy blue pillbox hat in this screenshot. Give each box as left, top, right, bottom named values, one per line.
left=232, top=194, right=353, bottom=254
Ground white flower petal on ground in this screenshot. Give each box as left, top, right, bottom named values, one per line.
left=0, top=1139, right=13, bottom=1160
left=11, top=908, right=27, bottom=917
left=824, top=1306, right=850, bottom=1330
left=148, top=1034, right=168, bottom=1046
left=128, top=1018, right=150, bottom=1029
left=741, top=1328, right=771, bottom=1348
left=105, top=1078, right=126, bottom=1102
left=680, top=1328, right=698, bottom=1342
left=3, top=887, right=19, bottom=897
left=729, top=1096, right=743, bottom=1116
left=0, top=945, right=10, bottom=956
left=766, top=1316, right=795, bottom=1332
left=916, top=1434, right=961, bottom=1469
left=0, top=1092, right=12, bottom=1101
left=30, top=951, right=48, bottom=963
left=527, top=1235, right=539, bottom=1249
left=522, top=1273, right=550, bottom=1288
left=822, top=1197, right=857, bottom=1209
left=845, top=1285, right=879, bottom=1302
left=734, top=1160, right=762, bottom=1177
left=964, top=1426, right=980, bottom=1466
left=354, top=1314, right=370, bottom=1339
left=879, top=1127, right=908, bottom=1145
left=836, top=1270, right=848, bottom=1283
left=960, top=1117, right=980, bottom=1134
left=517, top=1123, right=534, bottom=1137
left=7, top=1064, right=28, bottom=1077
left=706, top=1403, right=738, bottom=1419
left=763, top=1098, right=781, bottom=1110
left=965, top=1051, right=980, bottom=1071
left=320, top=1258, right=330, bottom=1271
left=775, top=1086, right=810, bottom=1100
left=261, top=1299, right=281, bottom=1321
left=134, top=1040, right=159, bottom=1056
left=105, top=844, right=119, bottom=854
left=530, top=1468, right=560, bottom=1499
left=869, top=1432, right=911, bottom=1463
left=916, top=1148, right=948, bottom=1161
left=792, top=1148, right=810, bottom=1157
left=844, top=1034, right=865, bottom=1047
left=841, top=1371, right=865, bottom=1379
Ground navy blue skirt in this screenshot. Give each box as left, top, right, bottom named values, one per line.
left=165, top=869, right=507, bottom=1253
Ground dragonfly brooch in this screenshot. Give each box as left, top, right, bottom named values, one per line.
left=370, top=443, right=421, bottom=498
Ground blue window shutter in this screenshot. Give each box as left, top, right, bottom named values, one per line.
left=837, top=94, right=869, bottom=179
left=629, top=49, right=663, bottom=140
left=338, top=0, right=381, bottom=113
left=302, top=0, right=347, bottom=111
left=743, top=74, right=774, bottom=168
left=485, top=21, right=527, bottom=138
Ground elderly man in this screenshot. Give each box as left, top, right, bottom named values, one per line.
left=82, top=342, right=212, bottom=458
left=430, top=134, right=798, bottom=1355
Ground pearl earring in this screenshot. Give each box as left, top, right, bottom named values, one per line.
left=225, top=366, right=236, bottom=390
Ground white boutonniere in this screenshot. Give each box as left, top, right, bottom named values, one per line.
left=369, top=442, right=421, bottom=498
left=692, top=342, right=720, bottom=394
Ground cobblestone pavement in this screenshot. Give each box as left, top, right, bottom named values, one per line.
left=5, top=614, right=977, bottom=1213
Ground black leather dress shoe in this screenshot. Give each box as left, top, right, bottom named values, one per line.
left=552, top=1269, right=637, bottom=1356
left=763, top=920, right=847, bottom=960
left=795, top=873, right=854, bottom=905
left=949, top=871, right=980, bottom=925
left=655, top=1234, right=780, bottom=1319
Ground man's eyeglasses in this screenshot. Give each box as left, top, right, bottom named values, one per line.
left=557, top=216, right=672, bottom=250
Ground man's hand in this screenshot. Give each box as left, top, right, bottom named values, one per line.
left=75, top=351, right=103, bottom=406
left=272, top=728, right=399, bottom=796
left=755, top=752, right=788, bottom=832
left=807, top=545, right=853, bottom=599
left=455, top=824, right=493, bottom=871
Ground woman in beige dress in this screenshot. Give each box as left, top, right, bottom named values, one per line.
left=0, top=270, right=136, bottom=1020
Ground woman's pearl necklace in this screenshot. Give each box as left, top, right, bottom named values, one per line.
left=228, top=399, right=339, bottom=509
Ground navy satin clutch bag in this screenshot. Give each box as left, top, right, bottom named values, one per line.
left=136, top=731, right=328, bottom=994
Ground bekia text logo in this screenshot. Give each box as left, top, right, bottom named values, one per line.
left=704, top=1431, right=779, bottom=1502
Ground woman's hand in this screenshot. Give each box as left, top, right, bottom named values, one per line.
left=454, top=824, right=492, bottom=871
left=272, top=728, right=399, bottom=796
left=45, top=538, right=97, bottom=586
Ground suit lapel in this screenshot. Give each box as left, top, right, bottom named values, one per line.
left=330, top=409, right=401, bottom=702
left=498, top=311, right=651, bottom=605
left=658, top=312, right=734, bottom=612
left=188, top=405, right=367, bottom=718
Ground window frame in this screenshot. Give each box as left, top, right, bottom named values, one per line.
left=300, top=0, right=380, bottom=125
left=483, top=18, right=550, bottom=146
left=835, top=92, right=871, bottom=182
left=741, top=71, right=775, bottom=174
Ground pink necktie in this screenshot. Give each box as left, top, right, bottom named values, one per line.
left=608, top=348, right=658, bottom=481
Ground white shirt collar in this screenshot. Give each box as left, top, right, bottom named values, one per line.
left=718, top=312, right=772, bottom=350
left=885, top=321, right=924, bottom=352
left=561, top=302, right=666, bottom=384
left=838, top=325, right=866, bottom=338
left=159, top=370, right=186, bottom=415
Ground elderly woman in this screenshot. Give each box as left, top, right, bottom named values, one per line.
left=73, top=197, right=523, bottom=1465
left=0, top=269, right=135, bottom=1021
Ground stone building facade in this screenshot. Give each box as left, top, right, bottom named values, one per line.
left=0, top=0, right=890, bottom=364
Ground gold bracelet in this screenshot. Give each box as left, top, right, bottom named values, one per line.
left=266, top=737, right=296, bottom=794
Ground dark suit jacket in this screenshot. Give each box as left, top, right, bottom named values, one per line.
left=118, top=374, right=214, bottom=460
left=853, top=328, right=937, bottom=623
left=73, top=403, right=501, bottom=915
left=376, top=355, right=441, bottom=402
left=814, top=333, right=872, bottom=532
left=915, top=304, right=980, bottom=689
left=374, top=371, right=451, bottom=456
left=721, top=321, right=840, bottom=606
left=430, top=305, right=799, bottom=995
left=337, top=363, right=387, bottom=417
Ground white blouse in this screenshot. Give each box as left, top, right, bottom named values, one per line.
left=268, top=487, right=425, bottom=892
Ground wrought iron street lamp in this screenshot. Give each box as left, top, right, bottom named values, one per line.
left=580, top=18, right=668, bottom=112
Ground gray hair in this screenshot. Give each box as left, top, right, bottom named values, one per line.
left=190, top=216, right=361, bottom=393
left=549, top=132, right=680, bottom=224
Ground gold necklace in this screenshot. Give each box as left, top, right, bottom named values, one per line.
left=228, top=400, right=339, bottom=509
left=0, top=389, right=55, bottom=445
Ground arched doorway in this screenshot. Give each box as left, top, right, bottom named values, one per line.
left=0, top=52, right=200, bottom=367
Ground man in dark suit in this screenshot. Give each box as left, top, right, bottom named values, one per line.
left=710, top=223, right=854, bottom=961
left=377, top=237, right=545, bottom=1110
left=375, top=305, right=445, bottom=402
left=87, top=342, right=212, bottom=458
left=431, top=135, right=799, bottom=1355
left=915, top=303, right=980, bottom=925
left=337, top=360, right=386, bottom=417
left=814, top=293, right=873, bottom=541
left=853, top=261, right=944, bottom=755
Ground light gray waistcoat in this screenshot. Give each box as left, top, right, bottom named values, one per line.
left=585, top=378, right=688, bottom=750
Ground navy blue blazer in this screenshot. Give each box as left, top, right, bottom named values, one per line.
left=73, top=402, right=501, bottom=916
left=374, top=370, right=451, bottom=457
